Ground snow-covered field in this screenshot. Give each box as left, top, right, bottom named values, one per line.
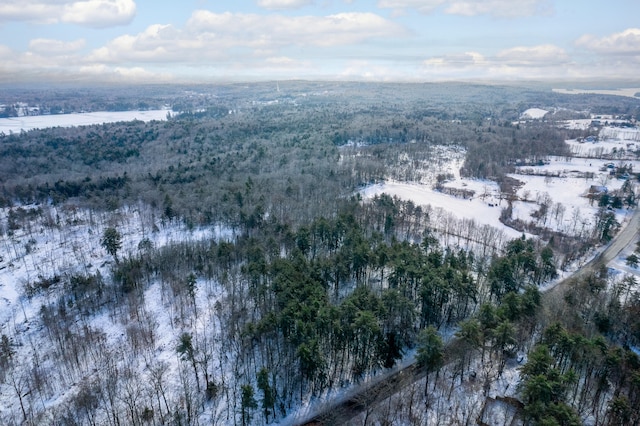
left=361, top=179, right=521, bottom=240
left=509, top=156, right=635, bottom=234
left=600, top=126, right=640, bottom=141
left=0, top=109, right=171, bottom=134
left=567, top=137, right=640, bottom=157
left=521, top=108, right=548, bottom=119
left=361, top=131, right=638, bottom=245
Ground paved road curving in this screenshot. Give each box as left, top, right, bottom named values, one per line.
left=546, top=207, right=640, bottom=298
left=297, top=207, right=640, bottom=426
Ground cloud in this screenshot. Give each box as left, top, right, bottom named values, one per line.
left=495, top=44, right=569, bottom=66
left=186, top=11, right=407, bottom=47
left=377, top=0, right=446, bottom=15
left=576, top=28, right=640, bottom=55
left=0, top=45, right=15, bottom=59
left=421, top=52, right=492, bottom=79
left=263, top=56, right=310, bottom=68
left=28, top=38, right=86, bottom=55
left=62, top=0, right=136, bottom=28
left=378, top=0, right=552, bottom=18
left=444, top=0, right=551, bottom=18
left=339, top=60, right=413, bottom=81
left=0, top=42, right=87, bottom=77
left=87, top=11, right=407, bottom=65
left=256, top=0, right=314, bottom=10
left=0, top=40, right=172, bottom=84
left=0, top=0, right=136, bottom=28
left=420, top=45, right=572, bottom=80
left=78, top=64, right=173, bottom=82
left=113, top=66, right=169, bottom=80
left=423, top=51, right=486, bottom=68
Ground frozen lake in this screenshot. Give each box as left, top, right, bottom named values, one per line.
left=0, top=109, right=171, bottom=134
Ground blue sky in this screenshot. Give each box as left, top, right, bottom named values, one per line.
left=0, top=0, right=639, bottom=83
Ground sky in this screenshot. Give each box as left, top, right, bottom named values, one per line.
left=0, top=0, right=639, bottom=84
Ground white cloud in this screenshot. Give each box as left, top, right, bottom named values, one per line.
left=0, top=1, right=59, bottom=24
left=0, top=40, right=172, bottom=84
left=0, top=42, right=86, bottom=77
left=495, top=44, right=569, bottom=66
left=377, top=0, right=446, bottom=15
left=421, top=52, right=493, bottom=80
left=186, top=11, right=406, bottom=48
left=63, top=0, right=136, bottom=28
left=0, top=0, right=136, bottom=28
left=256, top=0, right=314, bottom=10
left=420, top=45, right=573, bottom=80
left=113, top=66, right=167, bottom=80
left=78, top=64, right=173, bottom=82
left=87, top=11, right=407, bottom=65
left=339, top=60, right=411, bottom=81
left=423, top=51, right=486, bottom=67
left=263, top=56, right=308, bottom=68
left=28, top=38, right=86, bottom=55
left=576, top=28, right=640, bottom=55
left=79, top=63, right=109, bottom=75
left=444, top=0, right=551, bottom=18
left=0, top=45, right=14, bottom=59
left=378, top=0, right=552, bottom=17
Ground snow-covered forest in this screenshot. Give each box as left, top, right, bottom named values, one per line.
left=1, top=82, right=640, bottom=425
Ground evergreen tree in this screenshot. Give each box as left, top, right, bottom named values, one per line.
left=416, top=326, right=444, bottom=400
left=101, top=227, right=122, bottom=263
left=240, top=384, right=257, bottom=426
left=257, top=367, right=275, bottom=422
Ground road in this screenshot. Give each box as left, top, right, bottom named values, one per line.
left=546, top=207, right=640, bottom=298
left=297, top=207, right=640, bottom=426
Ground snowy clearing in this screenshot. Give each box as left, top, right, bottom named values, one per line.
left=361, top=180, right=522, bottom=240
left=521, top=108, right=548, bottom=119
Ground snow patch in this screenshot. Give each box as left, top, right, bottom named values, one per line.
left=521, top=108, right=548, bottom=119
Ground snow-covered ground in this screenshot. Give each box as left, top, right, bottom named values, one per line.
left=521, top=108, right=548, bottom=119
left=0, top=203, right=236, bottom=423
left=361, top=179, right=521, bottom=240
left=0, top=109, right=172, bottom=134
left=2, top=120, right=640, bottom=424
left=600, top=126, right=640, bottom=141
left=567, top=137, right=640, bottom=157
left=350, top=130, right=640, bottom=425
left=509, top=156, right=636, bottom=234
left=360, top=129, right=639, bottom=248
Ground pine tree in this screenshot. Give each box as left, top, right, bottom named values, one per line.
left=101, top=227, right=122, bottom=263
left=240, top=384, right=257, bottom=426
left=416, top=326, right=444, bottom=401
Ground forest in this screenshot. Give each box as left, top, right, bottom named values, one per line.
left=0, top=81, right=640, bottom=425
